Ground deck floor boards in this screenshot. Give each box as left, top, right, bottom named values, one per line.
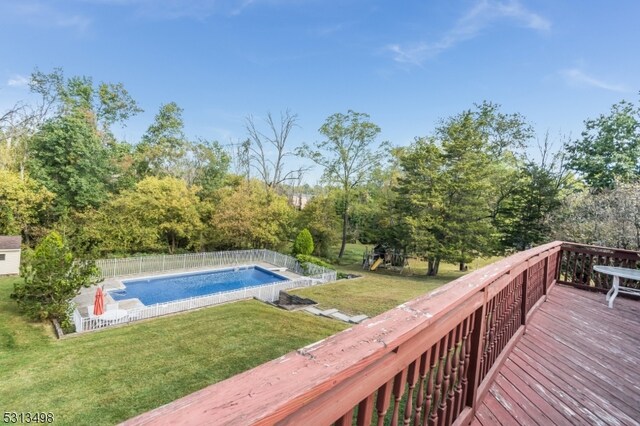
left=475, top=285, right=640, bottom=426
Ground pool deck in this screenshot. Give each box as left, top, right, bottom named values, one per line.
left=72, top=261, right=303, bottom=318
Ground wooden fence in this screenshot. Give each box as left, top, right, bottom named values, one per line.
left=124, top=241, right=564, bottom=425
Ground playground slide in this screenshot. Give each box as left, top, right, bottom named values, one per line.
left=370, top=258, right=383, bottom=271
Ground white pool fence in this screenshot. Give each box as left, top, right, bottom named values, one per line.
left=93, top=249, right=329, bottom=279
left=72, top=249, right=337, bottom=333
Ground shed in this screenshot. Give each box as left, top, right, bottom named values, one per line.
left=0, top=236, right=21, bottom=276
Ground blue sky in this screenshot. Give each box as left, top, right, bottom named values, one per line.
left=1, top=0, right=639, bottom=182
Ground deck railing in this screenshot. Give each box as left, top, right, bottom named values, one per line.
left=557, top=242, right=640, bottom=291
left=124, top=242, right=564, bottom=426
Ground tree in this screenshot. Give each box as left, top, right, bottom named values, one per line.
left=29, top=110, right=111, bottom=213
left=0, top=102, right=41, bottom=177
left=69, top=177, right=204, bottom=255
left=136, top=103, right=230, bottom=192
left=551, top=182, right=640, bottom=250
left=296, top=193, right=341, bottom=258
left=27, top=70, right=142, bottom=200
left=298, top=110, right=385, bottom=258
left=67, top=205, right=162, bottom=256
left=29, top=68, right=142, bottom=133
left=11, top=231, right=100, bottom=326
left=206, top=181, right=295, bottom=250
left=348, top=153, right=406, bottom=248
left=398, top=112, right=500, bottom=275
left=113, top=177, right=203, bottom=253
left=566, top=97, right=640, bottom=189
left=103, top=139, right=139, bottom=194
left=184, top=139, right=231, bottom=195
left=0, top=170, right=53, bottom=242
left=494, top=135, right=571, bottom=250
left=473, top=100, right=534, bottom=156
left=244, top=110, right=309, bottom=190
left=292, top=229, right=314, bottom=256
left=136, top=102, right=187, bottom=177
left=2, top=68, right=140, bottom=179
left=7, top=71, right=141, bottom=216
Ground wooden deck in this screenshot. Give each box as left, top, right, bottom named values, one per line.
left=473, top=285, right=640, bottom=426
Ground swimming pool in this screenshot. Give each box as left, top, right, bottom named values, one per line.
left=109, top=266, right=288, bottom=305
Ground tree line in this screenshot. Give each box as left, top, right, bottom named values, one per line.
left=1, top=69, right=639, bottom=273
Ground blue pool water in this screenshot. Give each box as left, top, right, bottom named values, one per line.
left=109, top=266, right=288, bottom=305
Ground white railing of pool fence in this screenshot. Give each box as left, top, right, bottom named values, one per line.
left=94, top=249, right=326, bottom=279
left=73, top=276, right=324, bottom=332
left=73, top=308, right=84, bottom=333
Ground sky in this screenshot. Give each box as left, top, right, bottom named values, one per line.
left=1, top=0, right=639, bottom=182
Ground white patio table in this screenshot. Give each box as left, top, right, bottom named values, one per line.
left=593, top=265, right=640, bottom=308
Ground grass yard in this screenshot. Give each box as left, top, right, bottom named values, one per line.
left=0, top=276, right=347, bottom=425
left=291, top=269, right=446, bottom=316
left=291, top=243, right=501, bottom=316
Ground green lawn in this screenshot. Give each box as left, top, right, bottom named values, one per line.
left=0, top=276, right=347, bottom=425
left=291, top=270, right=447, bottom=316
left=291, top=243, right=500, bottom=316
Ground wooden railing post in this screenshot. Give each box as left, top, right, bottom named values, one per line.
left=542, top=255, right=549, bottom=296
left=464, top=290, right=487, bottom=416
left=556, top=247, right=563, bottom=284
left=356, top=394, right=374, bottom=426
left=521, top=269, right=528, bottom=326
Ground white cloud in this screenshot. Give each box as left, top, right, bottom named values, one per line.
left=387, top=0, right=551, bottom=65
left=560, top=68, right=628, bottom=93
left=7, top=75, right=29, bottom=88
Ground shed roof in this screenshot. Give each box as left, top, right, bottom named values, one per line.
left=0, top=236, right=21, bottom=250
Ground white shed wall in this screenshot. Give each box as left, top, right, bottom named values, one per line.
left=0, top=250, right=20, bottom=275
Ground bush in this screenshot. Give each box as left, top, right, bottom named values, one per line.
left=11, top=231, right=101, bottom=324
left=296, top=254, right=334, bottom=272
left=296, top=254, right=350, bottom=279
left=292, top=229, right=314, bottom=256
left=296, top=195, right=340, bottom=258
